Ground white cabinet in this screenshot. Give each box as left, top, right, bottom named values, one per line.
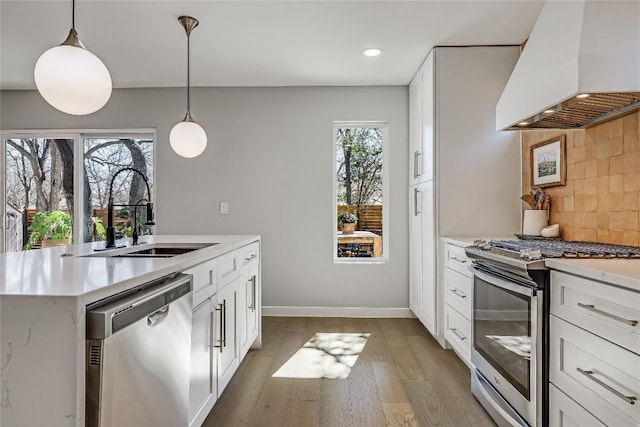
left=189, top=299, right=217, bottom=427
left=239, top=263, right=259, bottom=359
left=409, top=77, right=421, bottom=187
left=237, top=241, right=260, bottom=360
left=188, top=258, right=217, bottom=308
left=549, top=384, right=606, bottom=427
left=442, top=242, right=472, bottom=366
left=409, top=53, right=434, bottom=186
left=409, top=181, right=435, bottom=334
left=550, top=270, right=640, bottom=427
left=550, top=270, right=640, bottom=354
left=184, top=240, right=261, bottom=427
left=216, top=278, right=239, bottom=396
left=408, top=46, right=521, bottom=343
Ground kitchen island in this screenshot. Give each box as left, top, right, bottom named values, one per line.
left=0, top=235, right=260, bottom=427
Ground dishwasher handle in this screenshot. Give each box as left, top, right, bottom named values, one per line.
left=147, top=305, right=170, bottom=327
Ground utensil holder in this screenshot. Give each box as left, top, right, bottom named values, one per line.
left=522, top=210, right=548, bottom=236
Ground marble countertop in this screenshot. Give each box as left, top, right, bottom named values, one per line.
left=0, top=235, right=260, bottom=304
left=545, top=258, right=640, bottom=292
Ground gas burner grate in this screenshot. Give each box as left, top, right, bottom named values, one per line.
left=489, top=240, right=640, bottom=259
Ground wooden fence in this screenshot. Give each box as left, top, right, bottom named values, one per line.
left=23, top=208, right=129, bottom=248
left=337, top=205, right=382, bottom=234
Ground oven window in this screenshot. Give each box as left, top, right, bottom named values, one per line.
left=474, top=277, right=531, bottom=400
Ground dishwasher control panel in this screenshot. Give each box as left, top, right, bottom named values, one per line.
left=166, top=282, right=191, bottom=304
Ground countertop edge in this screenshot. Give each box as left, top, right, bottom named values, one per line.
left=1, top=235, right=260, bottom=303
left=545, top=258, right=640, bottom=292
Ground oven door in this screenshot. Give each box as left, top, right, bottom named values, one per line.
left=470, top=262, right=539, bottom=427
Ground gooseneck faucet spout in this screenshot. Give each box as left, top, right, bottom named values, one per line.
left=105, top=168, right=155, bottom=249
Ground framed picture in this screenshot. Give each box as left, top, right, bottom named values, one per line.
left=530, top=135, right=566, bottom=188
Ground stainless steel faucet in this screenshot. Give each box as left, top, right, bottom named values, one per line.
left=105, top=168, right=155, bottom=248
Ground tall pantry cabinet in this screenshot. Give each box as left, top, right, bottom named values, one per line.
left=409, top=46, right=522, bottom=342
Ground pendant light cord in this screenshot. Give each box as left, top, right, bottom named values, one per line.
left=187, top=33, right=191, bottom=114
left=72, top=0, right=75, bottom=29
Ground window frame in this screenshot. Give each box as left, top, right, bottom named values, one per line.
left=332, top=121, right=390, bottom=264
left=0, top=128, right=156, bottom=250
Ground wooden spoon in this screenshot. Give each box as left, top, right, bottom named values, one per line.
left=521, top=194, right=535, bottom=210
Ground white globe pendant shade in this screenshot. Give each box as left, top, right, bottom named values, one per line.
left=34, top=44, right=112, bottom=115
left=171, top=16, right=207, bottom=159
left=169, top=119, right=208, bottom=158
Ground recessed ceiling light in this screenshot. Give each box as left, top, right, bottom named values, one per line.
left=518, top=121, right=529, bottom=126
left=544, top=109, right=555, bottom=114
left=362, top=48, right=382, bottom=57
left=576, top=93, right=590, bottom=99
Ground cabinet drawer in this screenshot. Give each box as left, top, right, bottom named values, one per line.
left=444, top=243, right=471, bottom=277
left=217, top=250, right=240, bottom=289
left=549, top=384, right=605, bottom=427
left=550, top=316, right=640, bottom=426
left=444, top=304, right=471, bottom=365
left=184, top=258, right=217, bottom=308
left=239, top=242, right=259, bottom=269
left=444, top=267, right=472, bottom=319
left=550, top=270, right=640, bottom=354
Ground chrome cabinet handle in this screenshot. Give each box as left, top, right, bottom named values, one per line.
left=450, top=288, right=467, bottom=299
left=449, top=255, right=468, bottom=264
left=414, top=188, right=420, bottom=216
left=222, top=299, right=226, bottom=347
left=577, top=303, right=638, bottom=327
left=244, top=253, right=257, bottom=262
left=249, top=276, right=256, bottom=312
left=413, top=151, right=421, bottom=179
left=449, top=327, right=466, bottom=341
left=577, top=368, right=637, bottom=405
left=215, top=301, right=226, bottom=352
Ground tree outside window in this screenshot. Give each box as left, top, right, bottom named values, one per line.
left=335, top=125, right=385, bottom=260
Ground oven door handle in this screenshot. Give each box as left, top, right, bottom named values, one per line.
left=470, top=265, right=535, bottom=297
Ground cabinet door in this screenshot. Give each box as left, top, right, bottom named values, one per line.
left=549, top=384, right=606, bottom=427
left=420, top=52, right=434, bottom=182
left=240, top=265, right=259, bottom=358
left=409, top=186, right=423, bottom=318
left=237, top=273, right=247, bottom=359
left=409, top=76, right=422, bottom=186
left=216, top=279, right=239, bottom=396
left=420, top=181, right=436, bottom=334
left=189, top=299, right=216, bottom=426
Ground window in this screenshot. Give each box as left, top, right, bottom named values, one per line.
left=333, top=122, right=388, bottom=262
left=1, top=131, right=155, bottom=252
left=83, top=136, right=154, bottom=243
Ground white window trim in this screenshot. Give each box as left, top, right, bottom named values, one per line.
left=332, top=121, right=389, bottom=264
left=0, top=129, right=157, bottom=249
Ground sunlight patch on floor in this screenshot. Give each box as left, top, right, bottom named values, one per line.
left=273, top=333, right=370, bottom=379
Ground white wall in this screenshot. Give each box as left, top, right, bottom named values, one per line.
left=0, top=86, right=409, bottom=312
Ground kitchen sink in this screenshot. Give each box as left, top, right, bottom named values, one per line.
left=85, top=243, right=217, bottom=258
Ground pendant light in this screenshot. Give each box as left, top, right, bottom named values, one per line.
left=170, top=16, right=208, bottom=158
left=34, top=0, right=112, bottom=115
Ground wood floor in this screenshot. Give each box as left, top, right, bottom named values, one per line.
left=203, top=317, right=495, bottom=427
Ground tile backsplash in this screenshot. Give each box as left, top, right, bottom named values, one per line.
left=522, top=111, right=640, bottom=246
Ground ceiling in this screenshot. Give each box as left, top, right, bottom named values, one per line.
left=0, top=1, right=544, bottom=90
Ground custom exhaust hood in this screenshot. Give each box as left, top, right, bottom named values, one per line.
left=496, top=0, right=640, bottom=130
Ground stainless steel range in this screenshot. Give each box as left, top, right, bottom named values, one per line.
left=464, top=239, right=640, bottom=427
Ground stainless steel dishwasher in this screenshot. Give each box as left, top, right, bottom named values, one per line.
left=86, top=273, right=193, bottom=427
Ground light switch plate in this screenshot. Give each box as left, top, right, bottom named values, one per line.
left=220, top=201, right=229, bottom=215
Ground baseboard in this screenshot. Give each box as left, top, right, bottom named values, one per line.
left=262, top=306, right=413, bottom=318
